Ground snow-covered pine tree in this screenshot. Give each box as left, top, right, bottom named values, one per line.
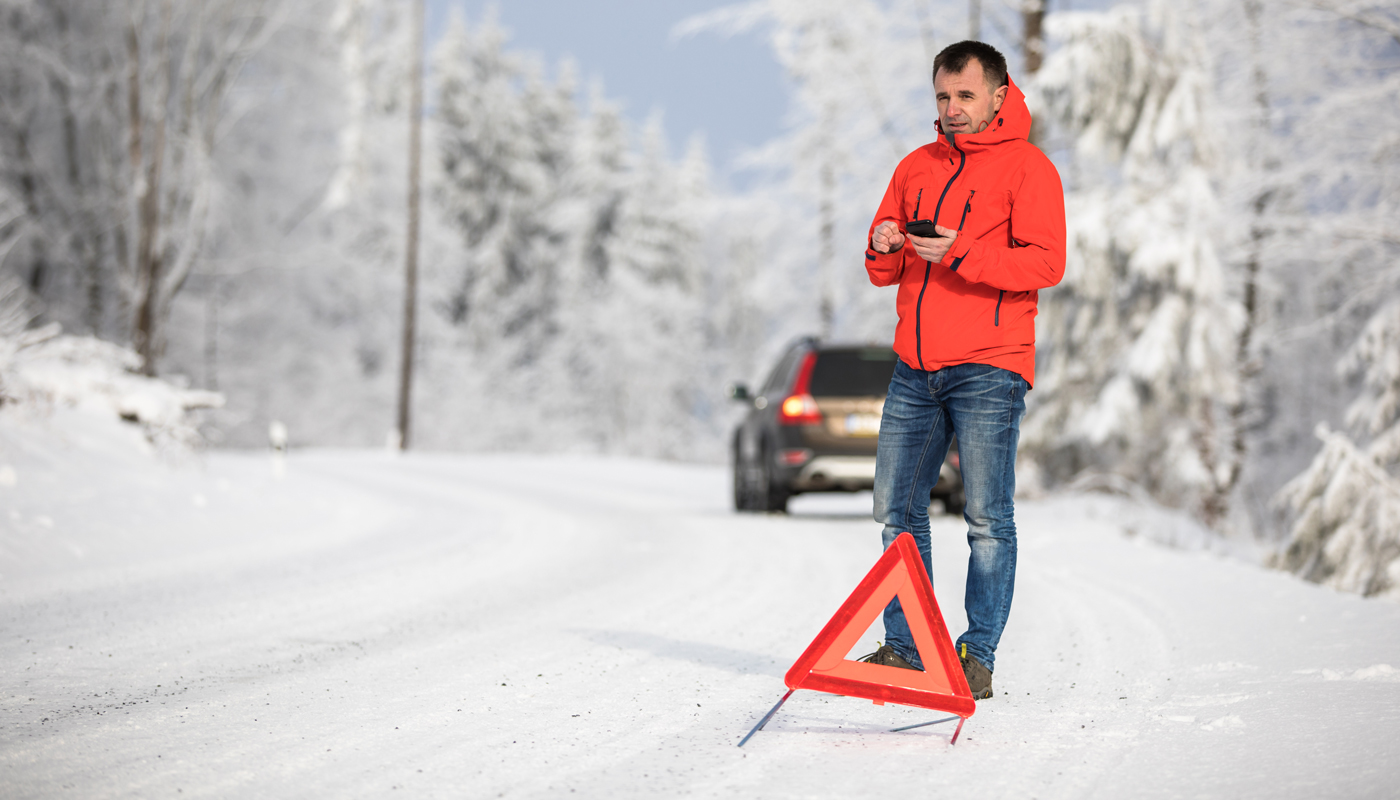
left=1023, top=3, right=1244, bottom=522
left=430, top=10, right=587, bottom=449
left=1275, top=301, right=1400, bottom=598
left=541, top=83, right=630, bottom=450
left=434, top=11, right=535, bottom=344
left=1272, top=1, right=1400, bottom=597
left=594, top=117, right=711, bottom=458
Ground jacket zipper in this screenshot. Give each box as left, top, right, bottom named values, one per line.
left=914, top=262, right=933, bottom=369
left=957, top=191, right=976, bottom=229
left=995, top=290, right=1004, bottom=326
left=914, top=143, right=966, bottom=370
left=949, top=191, right=977, bottom=273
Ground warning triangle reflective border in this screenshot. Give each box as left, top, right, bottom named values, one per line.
left=784, top=532, right=976, bottom=717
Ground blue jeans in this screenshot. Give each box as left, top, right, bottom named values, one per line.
left=873, top=360, right=1028, bottom=673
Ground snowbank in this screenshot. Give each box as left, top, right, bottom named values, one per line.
left=1, top=323, right=223, bottom=453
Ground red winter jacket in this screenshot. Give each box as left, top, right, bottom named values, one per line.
left=865, top=78, right=1065, bottom=386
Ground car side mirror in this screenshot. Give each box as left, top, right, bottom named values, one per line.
left=727, top=382, right=752, bottom=402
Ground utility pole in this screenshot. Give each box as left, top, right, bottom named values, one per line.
left=396, top=0, right=424, bottom=450
left=819, top=159, right=835, bottom=339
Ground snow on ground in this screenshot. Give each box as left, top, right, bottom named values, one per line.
left=3, top=413, right=1400, bottom=799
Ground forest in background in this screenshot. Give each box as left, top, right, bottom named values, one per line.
left=0, top=0, right=1397, bottom=597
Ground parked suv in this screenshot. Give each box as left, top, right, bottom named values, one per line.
left=729, top=338, right=963, bottom=514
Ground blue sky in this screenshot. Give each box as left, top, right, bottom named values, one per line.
left=426, top=1, right=788, bottom=188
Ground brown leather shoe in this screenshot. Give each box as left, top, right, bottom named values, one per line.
left=858, top=644, right=920, bottom=670
left=960, top=651, right=994, bottom=699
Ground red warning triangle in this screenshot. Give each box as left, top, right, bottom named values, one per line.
left=784, top=532, right=976, bottom=717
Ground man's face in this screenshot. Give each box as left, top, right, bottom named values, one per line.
left=934, top=59, right=1008, bottom=137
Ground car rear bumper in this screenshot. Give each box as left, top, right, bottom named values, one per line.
left=785, top=453, right=962, bottom=495
left=791, top=455, right=877, bottom=492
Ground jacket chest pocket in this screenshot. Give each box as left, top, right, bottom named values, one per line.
left=952, top=189, right=977, bottom=231
left=951, top=186, right=1015, bottom=229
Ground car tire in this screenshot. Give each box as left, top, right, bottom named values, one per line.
left=733, top=442, right=757, bottom=511
left=759, top=444, right=790, bottom=513
left=944, top=488, right=966, bottom=518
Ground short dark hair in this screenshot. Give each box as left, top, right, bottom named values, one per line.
left=932, top=41, right=1008, bottom=90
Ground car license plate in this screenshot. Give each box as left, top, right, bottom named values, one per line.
left=844, top=413, right=881, bottom=437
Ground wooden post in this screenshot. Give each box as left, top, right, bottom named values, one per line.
left=818, top=156, right=835, bottom=340
left=396, top=0, right=425, bottom=450
left=133, top=0, right=172, bottom=376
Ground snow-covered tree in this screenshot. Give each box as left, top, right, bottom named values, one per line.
left=0, top=0, right=287, bottom=375
left=1023, top=3, right=1244, bottom=522
left=1275, top=302, right=1400, bottom=598
left=429, top=11, right=571, bottom=448
left=424, top=10, right=729, bottom=458
left=590, top=119, right=710, bottom=457
left=434, top=11, right=565, bottom=359
left=1271, top=0, right=1400, bottom=595
left=0, top=2, right=127, bottom=339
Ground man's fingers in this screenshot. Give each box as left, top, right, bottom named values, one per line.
left=908, top=233, right=954, bottom=262
left=872, top=221, right=904, bottom=253
left=934, top=224, right=957, bottom=238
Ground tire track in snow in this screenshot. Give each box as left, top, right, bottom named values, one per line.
left=994, top=554, right=1180, bottom=798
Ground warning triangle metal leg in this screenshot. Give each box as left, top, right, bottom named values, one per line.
left=889, top=714, right=961, bottom=732
left=739, top=693, right=970, bottom=746
left=737, top=690, right=793, bottom=747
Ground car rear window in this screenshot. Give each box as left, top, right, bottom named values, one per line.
left=808, top=348, right=898, bottom=397
left=761, top=350, right=801, bottom=395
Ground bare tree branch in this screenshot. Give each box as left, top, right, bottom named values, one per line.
left=1305, top=0, right=1400, bottom=46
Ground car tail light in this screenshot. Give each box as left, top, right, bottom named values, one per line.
left=778, top=393, right=822, bottom=424
left=778, top=352, right=823, bottom=426
left=779, top=448, right=814, bottom=466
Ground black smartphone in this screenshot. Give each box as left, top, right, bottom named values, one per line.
left=905, top=219, right=941, bottom=238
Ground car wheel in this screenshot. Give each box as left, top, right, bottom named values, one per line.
left=944, top=488, right=966, bottom=518
left=733, top=443, right=756, bottom=511
left=759, top=444, right=790, bottom=513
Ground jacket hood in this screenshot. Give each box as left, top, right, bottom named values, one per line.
left=934, top=76, right=1031, bottom=149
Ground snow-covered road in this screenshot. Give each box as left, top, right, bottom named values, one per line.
left=3, top=425, right=1399, bottom=798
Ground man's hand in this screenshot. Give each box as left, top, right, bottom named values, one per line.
left=871, top=220, right=905, bottom=254
left=908, top=224, right=958, bottom=262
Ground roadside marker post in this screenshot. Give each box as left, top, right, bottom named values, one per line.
left=739, top=532, right=975, bottom=746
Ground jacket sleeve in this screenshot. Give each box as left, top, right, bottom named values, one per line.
left=865, top=168, right=908, bottom=287
left=939, top=152, right=1066, bottom=292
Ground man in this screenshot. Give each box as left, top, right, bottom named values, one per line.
left=861, top=41, right=1065, bottom=699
